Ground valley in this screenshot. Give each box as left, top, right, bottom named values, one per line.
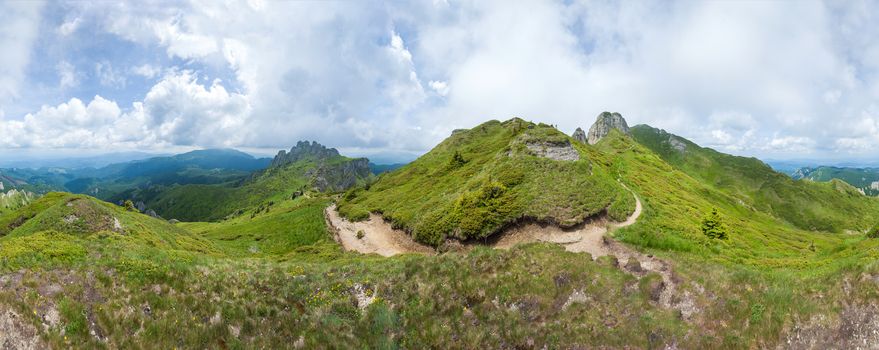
left=4, top=113, right=879, bottom=348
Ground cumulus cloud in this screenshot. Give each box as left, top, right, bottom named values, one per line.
left=0, top=71, right=249, bottom=149
left=56, top=60, right=78, bottom=88
left=131, top=64, right=161, bottom=79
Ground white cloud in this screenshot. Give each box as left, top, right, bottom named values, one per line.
left=56, top=60, right=78, bottom=88
left=711, top=129, right=733, bottom=144
left=58, top=17, right=82, bottom=36
left=6, top=0, right=879, bottom=161
left=0, top=2, right=44, bottom=108
left=95, top=61, right=126, bottom=88
left=0, top=72, right=249, bottom=149
left=823, top=89, right=842, bottom=104
left=152, top=19, right=219, bottom=60
left=766, top=135, right=814, bottom=152
left=131, top=64, right=162, bottom=79
left=429, top=80, right=449, bottom=96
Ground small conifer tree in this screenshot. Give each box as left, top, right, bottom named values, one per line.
left=701, top=208, right=728, bottom=240
left=449, top=151, right=466, bottom=168
left=123, top=200, right=137, bottom=212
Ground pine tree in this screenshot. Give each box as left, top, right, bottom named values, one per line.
left=123, top=200, right=138, bottom=212
left=701, top=208, right=728, bottom=240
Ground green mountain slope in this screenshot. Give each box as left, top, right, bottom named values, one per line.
left=339, top=118, right=635, bottom=246
left=146, top=141, right=371, bottom=221
left=630, top=124, right=879, bottom=232
left=792, top=166, right=879, bottom=196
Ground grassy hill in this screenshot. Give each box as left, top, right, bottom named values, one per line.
left=338, top=118, right=635, bottom=246
left=7, top=119, right=879, bottom=348
left=630, top=124, right=879, bottom=232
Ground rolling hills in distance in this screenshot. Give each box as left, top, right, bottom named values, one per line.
left=4, top=112, right=879, bottom=348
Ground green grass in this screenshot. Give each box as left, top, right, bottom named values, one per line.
left=338, top=118, right=634, bottom=246
left=180, top=197, right=332, bottom=257
left=630, top=124, right=879, bottom=233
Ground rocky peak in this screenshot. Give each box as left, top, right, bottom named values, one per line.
left=271, top=141, right=341, bottom=168
left=572, top=127, right=587, bottom=144
left=583, top=112, right=631, bottom=145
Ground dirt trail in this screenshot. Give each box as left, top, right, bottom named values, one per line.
left=326, top=187, right=694, bottom=317
left=325, top=205, right=434, bottom=257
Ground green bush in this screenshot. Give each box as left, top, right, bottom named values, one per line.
left=448, top=151, right=467, bottom=169
left=701, top=208, right=728, bottom=240
left=866, top=225, right=879, bottom=239
left=451, top=181, right=516, bottom=240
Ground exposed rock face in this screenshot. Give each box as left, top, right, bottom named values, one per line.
left=271, top=141, right=341, bottom=168
left=270, top=140, right=371, bottom=192
left=572, top=127, right=587, bottom=144
left=525, top=141, right=580, bottom=161
left=668, top=135, right=687, bottom=152
left=307, top=158, right=371, bottom=192
left=586, top=112, right=631, bottom=144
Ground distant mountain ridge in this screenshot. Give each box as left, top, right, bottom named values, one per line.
left=792, top=166, right=879, bottom=196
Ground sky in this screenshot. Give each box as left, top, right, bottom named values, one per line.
left=1, top=0, right=879, bottom=164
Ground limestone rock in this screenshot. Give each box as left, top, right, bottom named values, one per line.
left=270, top=141, right=371, bottom=192
left=270, top=141, right=341, bottom=168
left=525, top=141, right=580, bottom=161
left=586, top=112, right=631, bottom=144
left=572, top=127, right=587, bottom=144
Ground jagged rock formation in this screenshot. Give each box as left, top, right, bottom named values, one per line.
left=307, top=158, right=371, bottom=191
left=585, top=112, right=631, bottom=144
left=0, top=189, right=34, bottom=213
left=271, top=141, right=341, bottom=168
left=269, top=141, right=371, bottom=192
left=572, top=127, right=587, bottom=144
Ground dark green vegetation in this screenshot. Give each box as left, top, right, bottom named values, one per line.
left=792, top=166, right=879, bottom=196
left=339, top=119, right=634, bottom=246
left=6, top=117, right=879, bottom=348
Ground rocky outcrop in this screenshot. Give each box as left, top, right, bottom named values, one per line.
left=585, top=112, right=631, bottom=144
left=307, top=158, right=371, bottom=192
left=270, top=141, right=371, bottom=192
left=572, top=127, right=587, bottom=144
left=0, top=189, right=34, bottom=212
left=271, top=141, right=342, bottom=168
left=525, top=141, right=580, bottom=161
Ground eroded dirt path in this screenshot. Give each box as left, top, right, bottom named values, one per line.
left=326, top=187, right=695, bottom=318
left=325, top=205, right=434, bottom=257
